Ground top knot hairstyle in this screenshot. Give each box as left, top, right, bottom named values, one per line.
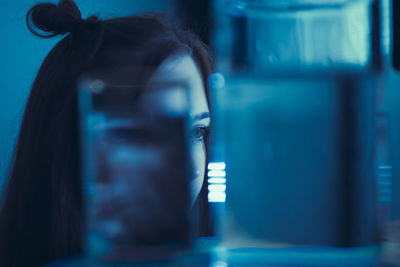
left=0, top=1, right=213, bottom=266
left=26, top=0, right=94, bottom=37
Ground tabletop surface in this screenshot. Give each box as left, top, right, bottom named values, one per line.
left=45, top=237, right=385, bottom=266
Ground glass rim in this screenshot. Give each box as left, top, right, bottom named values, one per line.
left=227, top=0, right=372, bottom=18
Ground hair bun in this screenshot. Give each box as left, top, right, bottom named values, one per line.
left=26, top=0, right=83, bottom=38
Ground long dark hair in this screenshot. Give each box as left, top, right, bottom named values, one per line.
left=0, top=1, right=213, bottom=266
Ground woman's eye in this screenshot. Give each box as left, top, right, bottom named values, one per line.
left=191, top=125, right=209, bottom=142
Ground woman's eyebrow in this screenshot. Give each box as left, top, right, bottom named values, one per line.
left=193, top=112, right=210, bottom=121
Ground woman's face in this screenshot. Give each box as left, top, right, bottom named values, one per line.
left=91, top=54, right=209, bottom=243
left=147, top=54, right=210, bottom=204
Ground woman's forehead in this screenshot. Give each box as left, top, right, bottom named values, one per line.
left=150, top=54, right=201, bottom=83
left=147, top=54, right=209, bottom=118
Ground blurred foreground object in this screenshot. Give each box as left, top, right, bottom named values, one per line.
left=208, top=1, right=383, bottom=264
left=210, top=71, right=377, bottom=247
left=79, top=70, right=192, bottom=264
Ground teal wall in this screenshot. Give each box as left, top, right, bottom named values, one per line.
left=0, top=0, right=171, bottom=188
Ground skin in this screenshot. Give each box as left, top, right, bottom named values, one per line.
left=147, top=54, right=210, bottom=204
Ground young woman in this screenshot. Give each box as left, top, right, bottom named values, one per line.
left=0, top=0, right=213, bottom=266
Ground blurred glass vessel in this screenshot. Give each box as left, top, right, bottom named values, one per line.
left=209, top=0, right=380, bottom=257
left=210, top=71, right=376, bottom=248
left=78, top=69, right=193, bottom=264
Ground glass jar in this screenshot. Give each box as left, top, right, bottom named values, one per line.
left=78, top=68, right=194, bottom=264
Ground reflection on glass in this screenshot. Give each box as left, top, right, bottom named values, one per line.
left=208, top=162, right=227, bottom=203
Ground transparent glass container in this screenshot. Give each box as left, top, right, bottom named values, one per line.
left=209, top=0, right=391, bottom=265
left=210, top=70, right=376, bottom=245
left=78, top=68, right=194, bottom=264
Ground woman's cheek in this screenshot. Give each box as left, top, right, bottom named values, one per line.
left=190, top=142, right=206, bottom=204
